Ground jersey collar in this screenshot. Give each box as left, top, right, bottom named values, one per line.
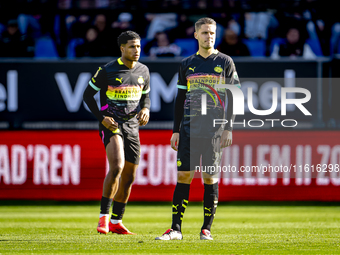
left=117, top=57, right=124, bottom=65
left=117, top=57, right=138, bottom=69
left=196, top=49, right=219, bottom=56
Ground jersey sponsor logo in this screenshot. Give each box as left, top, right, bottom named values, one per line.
left=187, top=74, right=225, bottom=107
left=137, top=76, right=144, bottom=84
left=94, top=67, right=102, bottom=78
left=106, top=85, right=142, bottom=101
left=187, top=75, right=220, bottom=89
left=116, top=77, right=123, bottom=83
left=214, top=65, right=223, bottom=73
left=187, top=77, right=219, bottom=91
left=189, top=67, right=196, bottom=72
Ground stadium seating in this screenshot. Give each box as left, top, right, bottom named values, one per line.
left=174, top=38, right=198, bottom=57
left=34, top=36, right=59, bottom=58
left=269, top=37, right=323, bottom=56
left=140, top=38, right=148, bottom=57
left=269, top=37, right=285, bottom=55
left=306, top=38, right=323, bottom=56
left=242, top=38, right=266, bottom=57
left=67, top=38, right=84, bottom=58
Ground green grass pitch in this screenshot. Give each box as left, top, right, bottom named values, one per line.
left=0, top=201, right=339, bottom=254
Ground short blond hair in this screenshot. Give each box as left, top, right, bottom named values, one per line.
left=195, top=17, right=216, bottom=32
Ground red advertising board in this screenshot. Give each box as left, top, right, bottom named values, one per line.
left=0, top=130, right=340, bottom=201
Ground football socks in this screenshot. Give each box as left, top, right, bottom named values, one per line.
left=171, top=182, right=190, bottom=231
left=100, top=196, right=113, bottom=215
left=202, top=183, right=218, bottom=231
left=111, top=201, right=126, bottom=221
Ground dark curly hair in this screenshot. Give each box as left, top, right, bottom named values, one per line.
left=117, top=31, right=141, bottom=46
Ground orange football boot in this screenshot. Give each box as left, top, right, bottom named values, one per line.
left=97, top=215, right=109, bottom=234
left=109, top=222, right=136, bottom=235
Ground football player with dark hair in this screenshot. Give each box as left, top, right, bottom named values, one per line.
left=83, top=31, right=150, bottom=235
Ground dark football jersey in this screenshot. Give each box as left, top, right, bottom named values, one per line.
left=177, top=50, right=240, bottom=137
left=88, top=57, right=150, bottom=124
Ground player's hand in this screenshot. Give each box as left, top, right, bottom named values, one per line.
left=220, top=130, right=232, bottom=148
left=137, top=108, right=149, bottom=126
left=101, top=116, right=118, bottom=131
left=170, top=133, right=180, bottom=151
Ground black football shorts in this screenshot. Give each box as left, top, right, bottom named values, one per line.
left=99, top=121, right=140, bottom=165
left=176, top=127, right=222, bottom=175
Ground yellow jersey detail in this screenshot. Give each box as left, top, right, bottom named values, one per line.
left=137, top=76, right=144, bottom=84
left=214, top=66, right=223, bottom=73
left=117, top=58, right=124, bottom=65
left=94, top=67, right=102, bottom=78
left=112, top=128, right=120, bottom=134
left=106, top=86, right=142, bottom=101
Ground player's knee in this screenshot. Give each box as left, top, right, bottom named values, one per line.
left=177, top=171, right=193, bottom=184
left=123, top=173, right=136, bottom=187
left=108, top=164, right=124, bottom=179
left=203, top=176, right=219, bottom=185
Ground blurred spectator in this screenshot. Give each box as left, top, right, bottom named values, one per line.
left=303, top=3, right=327, bottom=55
left=147, top=32, right=181, bottom=57
left=58, top=0, right=72, bottom=9
left=271, top=27, right=316, bottom=59
left=112, top=12, right=135, bottom=33
left=94, top=14, right=108, bottom=34
left=167, top=14, right=195, bottom=40
left=244, top=11, right=279, bottom=40
left=197, top=0, right=207, bottom=9
left=95, top=0, right=110, bottom=8
left=111, top=12, right=135, bottom=56
left=227, top=19, right=241, bottom=37
left=331, top=22, right=340, bottom=55
left=17, top=13, right=41, bottom=39
left=94, top=14, right=114, bottom=55
left=68, top=15, right=91, bottom=40
left=0, top=19, right=34, bottom=57
left=146, top=13, right=177, bottom=40
left=75, top=26, right=105, bottom=57
left=217, top=28, right=250, bottom=56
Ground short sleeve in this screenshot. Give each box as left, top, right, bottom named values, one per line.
left=142, top=67, right=150, bottom=94
left=177, top=62, right=187, bottom=90
left=88, top=66, right=106, bottom=91
left=225, top=59, right=241, bottom=89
